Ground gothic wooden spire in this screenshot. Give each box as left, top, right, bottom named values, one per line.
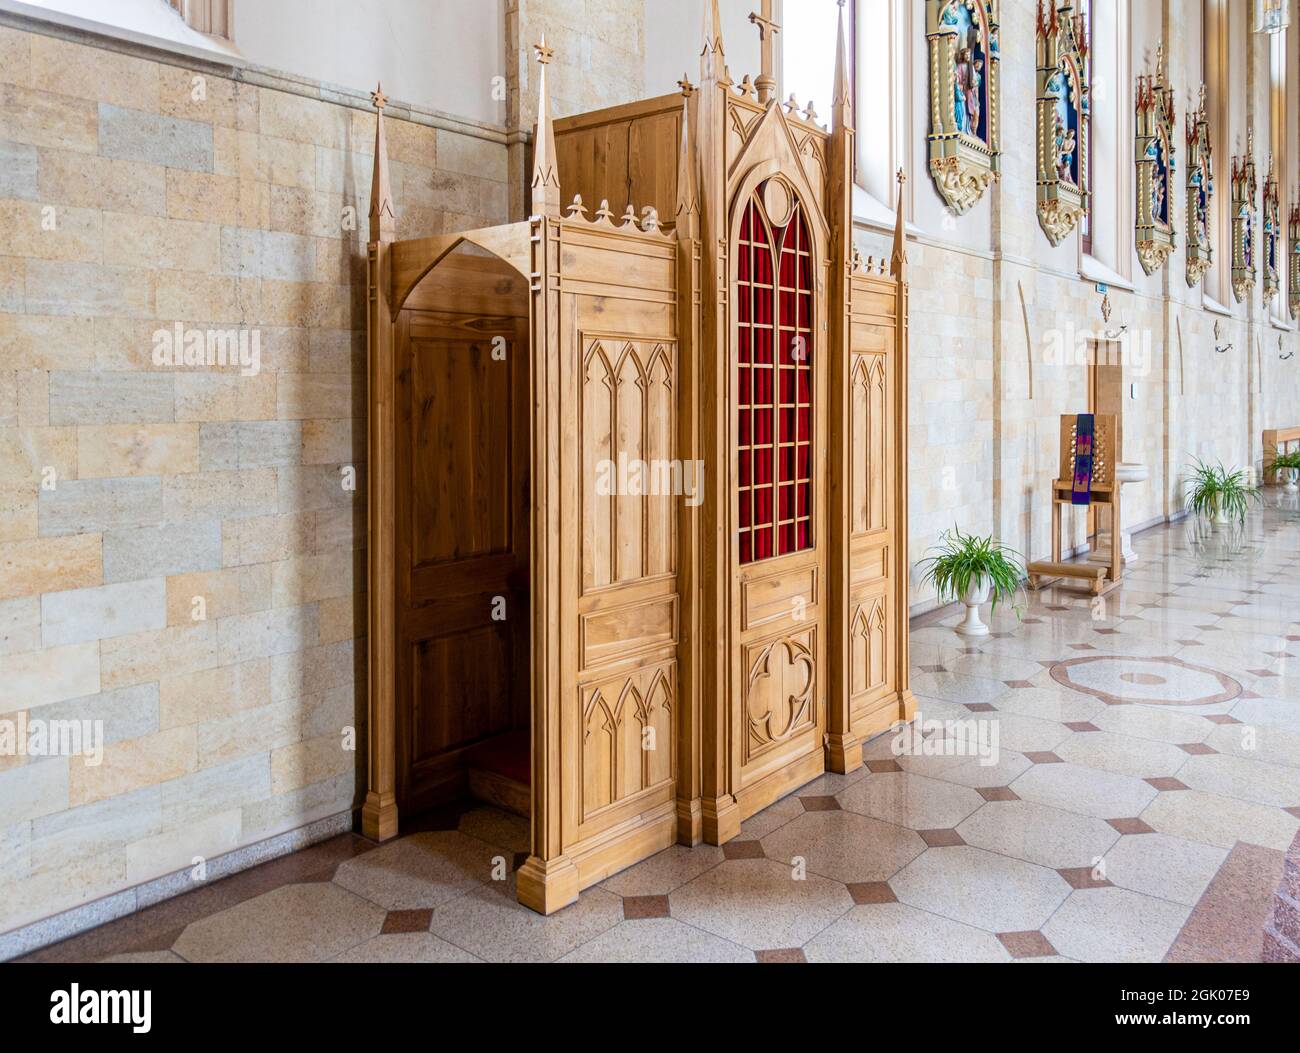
left=832, top=0, right=852, bottom=130
left=701, top=0, right=724, bottom=80
left=531, top=33, right=561, bottom=217
left=368, top=83, right=395, bottom=243
left=890, top=169, right=908, bottom=279
left=675, top=86, right=699, bottom=239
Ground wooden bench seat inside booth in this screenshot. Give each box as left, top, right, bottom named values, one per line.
left=361, top=5, right=913, bottom=916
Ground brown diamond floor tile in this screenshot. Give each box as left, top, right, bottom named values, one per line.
left=966, top=702, right=997, bottom=712
left=1195, top=625, right=1221, bottom=632
left=1248, top=669, right=1280, bottom=677
left=1094, top=628, right=1119, bottom=635
left=978, top=786, right=1020, bottom=802
left=1024, top=751, right=1064, bottom=764
left=756, top=948, right=806, bottom=963
left=919, top=664, right=947, bottom=673
left=1285, top=806, right=1300, bottom=820
left=801, top=796, right=841, bottom=812
left=1146, top=777, right=1189, bottom=791
left=918, top=828, right=966, bottom=847
left=1107, top=817, right=1156, bottom=835
left=1177, top=639, right=1204, bottom=647
left=623, top=895, right=671, bottom=920
left=1178, top=742, right=1217, bottom=755
left=1057, top=866, right=1112, bottom=889
left=1264, top=651, right=1293, bottom=659
left=847, top=881, right=898, bottom=905
left=1065, top=721, right=1100, bottom=732
left=866, top=759, right=902, bottom=774
left=1069, top=643, right=1096, bottom=651
left=997, top=930, right=1059, bottom=959
left=1205, top=714, right=1241, bottom=725
left=382, top=909, right=433, bottom=934
left=1003, top=680, right=1035, bottom=689
left=1036, top=660, right=1057, bottom=669
left=723, top=839, right=766, bottom=860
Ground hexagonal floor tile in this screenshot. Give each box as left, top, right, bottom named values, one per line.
left=332, top=830, right=498, bottom=910
left=803, top=901, right=1012, bottom=963
left=1011, top=761, right=1158, bottom=819
left=599, top=843, right=725, bottom=898
left=1041, top=887, right=1190, bottom=962
left=759, top=809, right=927, bottom=883
left=557, top=918, right=754, bottom=963
left=1141, top=788, right=1300, bottom=850
left=669, top=858, right=853, bottom=950
left=836, top=771, right=984, bottom=830
left=428, top=884, right=624, bottom=963
left=1053, top=731, right=1191, bottom=780
left=955, top=799, right=1119, bottom=870
left=329, top=932, right=481, bottom=963
left=891, top=845, right=1069, bottom=933
left=173, top=882, right=384, bottom=962
left=1099, top=832, right=1228, bottom=906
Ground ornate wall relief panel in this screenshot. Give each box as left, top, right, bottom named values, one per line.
left=1263, top=155, right=1280, bottom=301
left=1289, top=198, right=1300, bottom=318
left=743, top=630, right=817, bottom=765
left=1134, top=46, right=1176, bottom=276
left=1035, top=0, right=1090, bottom=246
left=926, top=0, right=1001, bottom=214
left=1231, top=131, right=1257, bottom=303
left=581, top=663, right=676, bottom=820
left=1185, top=86, right=1214, bottom=287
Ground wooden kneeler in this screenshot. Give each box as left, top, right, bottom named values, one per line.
left=1027, top=414, right=1121, bottom=597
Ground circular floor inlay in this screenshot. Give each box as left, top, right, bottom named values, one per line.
left=1119, top=672, right=1167, bottom=686
left=1049, top=656, right=1241, bottom=706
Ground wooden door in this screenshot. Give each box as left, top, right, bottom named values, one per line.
left=394, top=308, right=530, bottom=814
left=732, top=182, right=827, bottom=816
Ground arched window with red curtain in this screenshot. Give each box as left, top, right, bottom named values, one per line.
left=736, top=181, right=814, bottom=566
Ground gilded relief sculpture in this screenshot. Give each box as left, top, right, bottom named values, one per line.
left=1185, top=85, right=1214, bottom=286
left=1231, top=130, right=1256, bottom=303
left=926, top=0, right=1001, bottom=214
left=1036, top=0, right=1090, bottom=246
left=1134, top=45, right=1175, bottom=275
left=1289, top=195, right=1300, bottom=319
left=1262, top=154, right=1280, bottom=302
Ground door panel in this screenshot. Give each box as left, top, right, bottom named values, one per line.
left=395, top=309, right=529, bottom=812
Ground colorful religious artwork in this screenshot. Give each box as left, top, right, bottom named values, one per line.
left=1185, top=85, right=1214, bottom=287
left=1231, top=130, right=1257, bottom=303
left=1035, top=0, right=1090, bottom=245
left=1071, top=413, right=1095, bottom=505
left=1134, top=45, right=1176, bottom=275
left=1289, top=197, right=1300, bottom=319
left=1262, top=154, right=1280, bottom=301
left=926, top=0, right=1001, bottom=214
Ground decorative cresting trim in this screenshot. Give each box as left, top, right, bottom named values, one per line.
left=1262, top=154, right=1281, bottom=301
left=1185, top=84, right=1214, bottom=287
left=1134, top=44, right=1176, bottom=276
left=1035, top=0, right=1090, bottom=246
left=1289, top=194, right=1300, bottom=319
left=1231, top=129, right=1257, bottom=303
left=926, top=0, right=1001, bottom=215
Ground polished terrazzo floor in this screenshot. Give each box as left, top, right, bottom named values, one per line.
left=20, top=503, right=1300, bottom=963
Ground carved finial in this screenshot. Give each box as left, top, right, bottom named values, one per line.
left=749, top=0, right=780, bottom=104
left=565, top=194, right=588, bottom=219
left=678, top=73, right=694, bottom=97
left=890, top=168, right=907, bottom=279
left=368, top=81, right=395, bottom=243
left=619, top=204, right=639, bottom=229
left=701, top=0, right=724, bottom=79
left=676, top=90, right=699, bottom=239
left=803, top=100, right=818, bottom=123
left=531, top=33, right=561, bottom=217
left=785, top=93, right=800, bottom=114
left=594, top=199, right=615, bottom=226
left=738, top=74, right=755, bottom=96
left=641, top=206, right=661, bottom=233
left=851, top=246, right=863, bottom=273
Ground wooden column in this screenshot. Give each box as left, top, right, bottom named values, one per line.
left=891, top=170, right=916, bottom=721
left=363, top=85, right=399, bottom=842
left=516, top=36, right=581, bottom=914
left=696, top=0, right=742, bottom=846
left=675, top=83, right=705, bottom=846
left=825, top=1, right=862, bottom=774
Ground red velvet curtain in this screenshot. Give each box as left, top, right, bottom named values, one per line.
left=737, top=184, right=813, bottom=565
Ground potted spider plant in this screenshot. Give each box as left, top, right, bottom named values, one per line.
left=1184, top=458, right=1261, bottom=526
left=1266, top=449, right=1300, bottom=491
left=919, top=526, right=1026, bottom=638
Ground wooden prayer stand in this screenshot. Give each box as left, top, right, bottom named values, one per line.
left=362, top=2, right=912, bottom=915
left=1027, top=413, right=1122, bottom=596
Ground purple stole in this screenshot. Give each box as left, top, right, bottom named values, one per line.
left=1071, top=413, right=1095, bottom=505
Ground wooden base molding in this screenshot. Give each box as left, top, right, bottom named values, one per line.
left=360, top=791, right=399, bottom=842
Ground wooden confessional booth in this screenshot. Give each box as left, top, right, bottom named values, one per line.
left=362, top=6, right=913, bottom=914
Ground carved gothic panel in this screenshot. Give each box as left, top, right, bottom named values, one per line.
left=1135, top=47, right=1176, bottom=276
left=849, top=598, right=888, bottom=703
left=581, top=663, right=676, bottom=820
left=743, top=630, right=817, bottom=764
left=1185, top=86, right=1214, bottom=287
left=850, top=354, right=887, bottom=535
left=1036, top=0, right=1090, bottom=246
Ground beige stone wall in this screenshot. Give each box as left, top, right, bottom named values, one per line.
left=0, top=22, right=509, bottom=935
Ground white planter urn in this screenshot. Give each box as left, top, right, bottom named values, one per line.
left=1281, top=467, right=1299, bottom=492
left=955, top=576, right=991, bottom=638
